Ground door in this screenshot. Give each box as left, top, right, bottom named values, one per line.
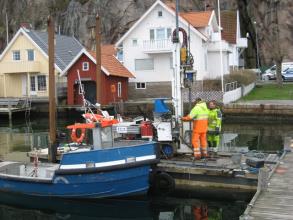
left=30, top=76, right=37, bottom=96
left=84, top=81, right=96, bottom=104
left=22, top=75, right=27, bottom=96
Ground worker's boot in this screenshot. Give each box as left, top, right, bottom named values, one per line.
left=201, top=147, right=208, bottom=159
left=193, top=148, right=201, bottom=160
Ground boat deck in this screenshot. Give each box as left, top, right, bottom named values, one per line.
left=241, top=137, right=293, bottom=220
left=0, top=161, right=59, bottom=181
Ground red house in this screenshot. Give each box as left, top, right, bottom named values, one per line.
left=63, top=45, right=134, bottom=105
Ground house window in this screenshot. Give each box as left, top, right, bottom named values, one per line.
left=132, top=39, right=138, bottom=46
left=117, top=82, right=122, bottom=97
left=135, top=59, right=154, bottom=71
left=150, top=28, right=172, bottom=40
left=37, top=75, right=47, bottom=91
left=150, top=29, right=155, bottom=40
left=27, top=49, right=34, bottom=61
left=167, top=28, right=172, bottom=38
left=12, top=50, right=20, bottom=61
left=117, top=45, right=123, bottom=62
left=158, top=11, right=163, bottom=17
left=82, top=62, right=89, bottom=71
left=136, top=82, right=146, bottom=89
left=156, top=28, right=165, bottom=40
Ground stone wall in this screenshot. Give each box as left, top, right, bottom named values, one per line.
left=128, top=82, right=172, bottom=100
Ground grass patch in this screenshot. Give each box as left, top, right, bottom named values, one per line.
left=241, top=84, right=293, bottom=100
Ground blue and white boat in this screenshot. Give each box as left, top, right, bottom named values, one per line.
left=0, top=120, right=158, bottom=198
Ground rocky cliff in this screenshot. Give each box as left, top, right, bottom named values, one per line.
left=0, top=0, right=291, bottom=68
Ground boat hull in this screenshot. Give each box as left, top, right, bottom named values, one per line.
left=0, top=141, right=158, bottom=198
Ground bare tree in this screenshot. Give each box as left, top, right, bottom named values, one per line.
left=263, top=0, right=285, bottom=86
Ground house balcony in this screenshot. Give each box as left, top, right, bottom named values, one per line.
left=0, top=61, right=41, bottom=74
left=142, top=39, right=173, bottom=54
left=207, top=41, right=232, bottom=53
left=237, top=37, right=248, bottom=48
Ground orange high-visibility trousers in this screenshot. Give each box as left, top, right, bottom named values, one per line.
left=193, top=205, right=208, bottom=220
left=192, top=120, right=208, bottom=159
left=192, top=132, right=207, bottom=159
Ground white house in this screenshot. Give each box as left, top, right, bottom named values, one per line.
left=115, top=0, right=246, bottom=99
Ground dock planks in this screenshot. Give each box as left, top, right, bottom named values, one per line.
left=243, top=138, right=293, bottom=220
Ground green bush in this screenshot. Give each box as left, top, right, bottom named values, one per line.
left=202, top=79, right=222, bottom=91
left=202, top=69, right=257, bottom=91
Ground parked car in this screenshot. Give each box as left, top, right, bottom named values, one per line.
left=262, top=62, right=293, bottom=80
left=282, top=68, right=293, bottom=81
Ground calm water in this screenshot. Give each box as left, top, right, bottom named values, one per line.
left=1, top=115, right=292, bottom=219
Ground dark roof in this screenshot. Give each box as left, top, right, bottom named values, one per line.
left=221, top=11, right=237, bottom=44
left=25, top=29, right=83, bottom=71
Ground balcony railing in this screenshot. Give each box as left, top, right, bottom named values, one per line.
left=207, top=41, right=232, bottom=52
left=0, top=61, right=41, bottom=74
left=142, top=39, right=173, bottom=53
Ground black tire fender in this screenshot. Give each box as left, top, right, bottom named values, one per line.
left=153, top=172, right=175, bottom=196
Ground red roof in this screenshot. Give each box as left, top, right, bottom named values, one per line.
left=220, top=11, right=237, bottom=44
left=88, top=45, right=134, bottom=78
left=180, top=11, right=213, bottom=28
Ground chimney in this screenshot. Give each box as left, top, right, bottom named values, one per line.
left=20, top=22, right=32, bottom=30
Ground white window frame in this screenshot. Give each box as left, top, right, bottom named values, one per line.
left=12, top=50, right=20, bottom=61
left=135, top=59, right=154, bottom=71
left=135, top=82, right=146, bottom=89
left=149, top=28, right=172, bottom=40
left=27, top=49, right=34, bottom=61
left=30, top=76, right=36, bottom=92
left=82, top=62, right=89, bottom=71
left=116, top=44, right=123, bottom=62
left=117, top=82, right=122, bottom=97
left=37, top=75, right=47, bottom=91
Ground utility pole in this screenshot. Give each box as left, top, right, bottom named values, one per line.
left=173, top=0, right=182, bottom=120
left=217, top=0, right=224, bottom=92
left=6, top=13, right=9, bottom=46
left=48, top=16, right=57, bottom=163
left=95, top=14, right=101, bottom=104
left=253, top=21, right=260, bottom=70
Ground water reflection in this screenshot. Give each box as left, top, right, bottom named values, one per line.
left=151, top=197, right=246, bottom=220
left=221, top=121, right=293, bottom=152
left=0, top=192, right=245, bottom=220
left=0, top=192, right=152, bottom=220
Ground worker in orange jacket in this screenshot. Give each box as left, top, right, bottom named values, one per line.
left=182, top=98, right=209, bottom=159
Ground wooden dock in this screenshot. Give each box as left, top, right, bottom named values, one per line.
left=0, top=98, right=31, bottom=123
left=157, top=151, right=282, bottom=200
left=241, top=137, right=293, bottom=220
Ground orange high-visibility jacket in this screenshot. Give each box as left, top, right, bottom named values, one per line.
left=188, top=101, right=209, bottom=133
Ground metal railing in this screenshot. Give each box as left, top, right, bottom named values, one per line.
left=225, top=81, right=238, bottom=92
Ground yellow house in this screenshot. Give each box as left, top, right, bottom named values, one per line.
left=0, top=27, right=83, bottom=100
